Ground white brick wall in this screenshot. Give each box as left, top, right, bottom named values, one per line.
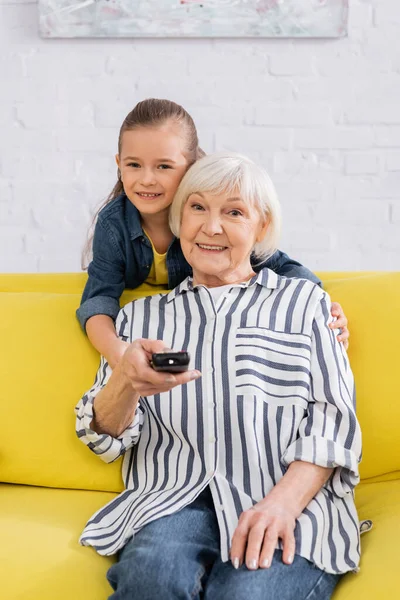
left=0, top=0, right=399, bottom=273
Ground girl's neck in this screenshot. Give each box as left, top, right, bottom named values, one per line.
left=141, top=211, right=173, bottom=254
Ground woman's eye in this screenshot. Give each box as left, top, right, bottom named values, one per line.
left=229, top=209, right=243, bottom=217
left=191, top=203, right=204, bottom=211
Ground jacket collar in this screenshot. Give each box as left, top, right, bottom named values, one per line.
left=125, top=198, right=145, bottom=240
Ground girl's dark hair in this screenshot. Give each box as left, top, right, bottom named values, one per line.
left=82, top=98, right=204, bottom=269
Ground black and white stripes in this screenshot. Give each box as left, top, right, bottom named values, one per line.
left=75, top=268, right=362, bottom=574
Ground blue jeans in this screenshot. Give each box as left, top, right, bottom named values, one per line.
left=107, top=486, right=341, bottom=600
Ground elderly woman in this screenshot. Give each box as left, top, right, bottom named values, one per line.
left=75, top=152, right=362, bottom=600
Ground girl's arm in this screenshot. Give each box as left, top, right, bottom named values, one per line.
left=77, top=219, right=125, bottom=328
left=77, top=218, right=128, bottom=366
left=258, top=249, right=322, bottom=286
left=86, top=315, right=129, bottom=369
left=258, top=250, right=350, bottom=347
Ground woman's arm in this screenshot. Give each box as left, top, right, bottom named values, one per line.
left=75, top=332, right=201, bottom=462
left=230, top=461, right=333, bottom=570
left=92, top=338, right=201, bottom=437
left=230, top=290, right=361, bottom=571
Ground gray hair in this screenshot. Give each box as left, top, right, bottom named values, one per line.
left=169, top=152, right=281, bottom=261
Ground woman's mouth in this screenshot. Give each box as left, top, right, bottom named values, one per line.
left=196, top=243, right=227, bottom=252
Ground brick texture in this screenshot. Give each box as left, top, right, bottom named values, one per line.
left=0, top=0, right=399, bottom=273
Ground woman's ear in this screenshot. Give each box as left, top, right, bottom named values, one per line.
left=256, top=218, right=270, bottom=243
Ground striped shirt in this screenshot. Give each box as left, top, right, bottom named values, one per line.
left=75, top=268, right=362, bottom=574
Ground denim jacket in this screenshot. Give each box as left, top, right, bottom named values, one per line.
left=77, top=194, right=321, bottom=331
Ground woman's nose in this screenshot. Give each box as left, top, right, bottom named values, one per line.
left=202, top=215, right=223, bottom=235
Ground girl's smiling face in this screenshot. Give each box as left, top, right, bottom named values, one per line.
left=116, top=124, right=190, bottom=218
left=180, top=189, right=269, bottom=287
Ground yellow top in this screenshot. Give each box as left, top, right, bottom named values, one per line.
left=143, top=230, right=169, bottom=287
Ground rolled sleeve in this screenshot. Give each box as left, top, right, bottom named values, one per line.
left=75, top=354, right=145, bottom=463
left=281, top=291, right=361, bottom=497
left=76, top=295, right=121, bottom=331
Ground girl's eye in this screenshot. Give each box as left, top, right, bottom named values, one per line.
left=158, top=164, right=172, bottom=170
left=127, top=162, right=140, bottom=168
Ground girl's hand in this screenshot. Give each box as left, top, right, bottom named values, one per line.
left=119, top=339, right=201, bottom=397
left=230, top=496, right=296, bottom=571
left=330, top=302, right=350, bottom=350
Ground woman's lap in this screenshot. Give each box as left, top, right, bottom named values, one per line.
left=106, top=487, right=341, bottom=600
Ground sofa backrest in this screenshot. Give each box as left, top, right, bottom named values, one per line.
left=0, top=272, right=399, bottom=493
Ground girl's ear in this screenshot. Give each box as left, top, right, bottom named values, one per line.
left=256, top=218, right=270, bottom=243
left=115, top=154, right=120, bottom=168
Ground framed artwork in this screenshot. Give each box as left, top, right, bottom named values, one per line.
left=39, top=1, right=348, bottom=39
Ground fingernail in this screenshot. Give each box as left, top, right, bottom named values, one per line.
left=249, top=559, right=257, bottom=570
left=287, top=555, right=293, bottom=564
left=191, top=371, right=201, bottom=380
left=232, top=557, right=240, bottom=570
left=165, top=375, right=175, bottom=383
left=261, top=557, right=269, bottom=568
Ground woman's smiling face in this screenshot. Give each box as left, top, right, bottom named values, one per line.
left=180, top=189, right=269, bottom=287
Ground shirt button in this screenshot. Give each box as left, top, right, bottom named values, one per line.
left=209, top=436, right=216, bottom=444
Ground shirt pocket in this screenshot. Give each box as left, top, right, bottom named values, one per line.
left=235, top=327, right=312, bottom=405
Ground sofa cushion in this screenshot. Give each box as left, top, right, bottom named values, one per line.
left=0, top=483, right=116, bottom=600
left=323, top=273, right=400, bottom=480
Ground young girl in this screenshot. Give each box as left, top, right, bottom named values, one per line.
left=77, top=98, right=349, bottom=367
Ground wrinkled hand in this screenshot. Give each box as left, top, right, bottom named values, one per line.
left=230, top=496, right=296, bottom=571
left=119, top=339, right=201, bottom=397
left=330, top=302, right=349, bottom=350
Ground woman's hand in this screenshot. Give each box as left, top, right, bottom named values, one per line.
left=92, top=339, right=201, bottom=437
left=330, top=302, right=349, bottom=350
left=230, top=495, right=296, bottom=571
left=119, top=339, right=201, bottom=397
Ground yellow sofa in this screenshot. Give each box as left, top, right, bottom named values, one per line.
left=1, top=272, right=399, bottom=600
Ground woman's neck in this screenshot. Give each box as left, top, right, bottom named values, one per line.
left=141, top=211, right=174, bottom=254
left=192, top=268, right=256, bottom=289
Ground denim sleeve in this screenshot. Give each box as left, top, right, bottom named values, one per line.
left=261, top=249, right=322, bottom=287
left=76, top=219, right=126, bottom=332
